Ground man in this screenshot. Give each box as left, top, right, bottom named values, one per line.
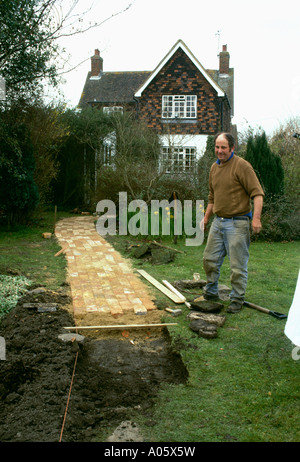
left=201, top=132, right=264, bottom=313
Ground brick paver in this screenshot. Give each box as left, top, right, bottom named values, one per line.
left=55, top=216, right=157, bottom=317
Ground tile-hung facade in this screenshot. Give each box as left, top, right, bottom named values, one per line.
left=78, top=40, right=235, bottom=174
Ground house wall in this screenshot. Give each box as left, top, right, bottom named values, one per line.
left=136, top=48, right=230, bottom=135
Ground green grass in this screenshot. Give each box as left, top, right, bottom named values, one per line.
left=0, top=210, right=72, bottom=295
left=107, top=234, right=300, bottom=442
left=0, top=218, right=299, bottom=442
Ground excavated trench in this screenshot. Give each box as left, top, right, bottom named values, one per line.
left=0, top=288, right=188, bottom=442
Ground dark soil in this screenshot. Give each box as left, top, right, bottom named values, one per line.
left=0, top=287, right=188, bottom=442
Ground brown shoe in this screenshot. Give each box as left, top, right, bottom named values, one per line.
left=203, top=293, right=220, bottom=301
left=227, top=302, right=243, bottom=313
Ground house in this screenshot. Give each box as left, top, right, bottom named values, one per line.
left=78, top=40, right=235, bottom=173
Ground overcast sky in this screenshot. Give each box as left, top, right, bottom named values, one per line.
left=56, top=0, right=300, bottom=136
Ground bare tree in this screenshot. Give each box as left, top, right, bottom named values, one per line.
left=0, top=0, right=133, bottom=96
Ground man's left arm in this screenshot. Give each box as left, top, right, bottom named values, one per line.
left=252, top=195, right=264, bottom=233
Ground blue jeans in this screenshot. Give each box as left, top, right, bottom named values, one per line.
left=203, top=217, right=250, bottom=305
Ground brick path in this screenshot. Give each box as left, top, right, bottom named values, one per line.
left=55, top=216, right=157, bottom=318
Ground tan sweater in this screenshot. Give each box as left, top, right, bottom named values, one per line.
left=208, top=155, right=264, bottom=217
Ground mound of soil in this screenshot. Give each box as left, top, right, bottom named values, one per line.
left=0, top=287, right=188, bottom=442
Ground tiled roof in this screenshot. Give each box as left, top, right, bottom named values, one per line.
left=78, top=41, right=234, bottom=116
left=78, top=71, right=152, bottom=108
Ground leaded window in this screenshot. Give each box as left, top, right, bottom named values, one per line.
left=162, top=95, right=197, bottom=119
left=161, top=147, right=196, bottom=173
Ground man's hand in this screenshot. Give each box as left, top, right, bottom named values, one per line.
left=252, top=195, right=264, bottom=234
left=200, top=203, right=214, bottom=231
left=252, top=216, right=262, bottom=234
left=200, top=217, right=207, bottom=231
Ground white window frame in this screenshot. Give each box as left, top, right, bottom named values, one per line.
left=103, top=106, right=124, bottom=115
left=162, top=95, right=197, bottom=119
left=161, top=146, right=196, bottom=173
left=102, top=132, right=116, bottom=166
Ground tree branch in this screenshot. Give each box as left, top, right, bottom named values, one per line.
left=0, top=0, right=134, bottom=91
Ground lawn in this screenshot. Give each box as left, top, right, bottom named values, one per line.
left=107, top=234, right=300, bottom=442
left=0, top=213, right=299, bottom=442
left=0, top=210, right=72, bottom=295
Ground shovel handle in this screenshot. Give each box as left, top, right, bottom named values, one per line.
left=244, top=301, right=287, bottom=319
left=243, top=300, right=270, bottom=314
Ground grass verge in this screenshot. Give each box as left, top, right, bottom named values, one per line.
left=0, top=210, right=72, bottom=303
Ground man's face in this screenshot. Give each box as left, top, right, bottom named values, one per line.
left=215, top=135, right=233, bottom=164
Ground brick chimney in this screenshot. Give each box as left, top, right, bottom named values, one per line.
left=219, top=45, right=230, bottom=74
left=91, top=49, right=103, bottom=77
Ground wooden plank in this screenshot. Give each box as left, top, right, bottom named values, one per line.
left=162, top=280, right=191, bottom=309
left=23, top=302, right=58, bottom=312
left=63, top=323, right=178, bottom=331
left=162, top=280, right=186, bottom=301
left=136, top=269, right=184, bottom=304
left=54, top=247, right=67, bottom=257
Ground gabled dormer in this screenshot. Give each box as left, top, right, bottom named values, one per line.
left=133, top=39, right=233, bottom=136
left=135, top=40, right=225, bottom=98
